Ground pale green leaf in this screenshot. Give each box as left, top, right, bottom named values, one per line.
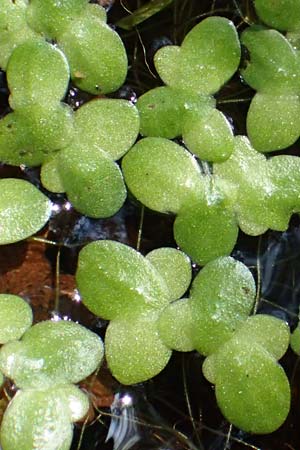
left=122, top=137, right=205, bottom=214
left=105, top=311, right=171, bottom=384
left=0, top=320, right=104, bottom=388
left=7, top=40, right=70, bottom=109
left=58, top=143, right=126, bottom=218
left=76, top=240, right=170, bottom=320
left=0, top=294, right=32, bottom=344
left=58, top=14, right=127, bottom=94
left=0, top=389, right=73, bottom=450
left=74, top=98, right=139, bottom=160
left=247, top=93, right=300, bottom=152
left=189, top=256, right=255, bottom=355
left=0, top=179, right=52, bottom=244
left=146, top=247, right=192, bottom=301
left=158, top=298, right=194, bottom=351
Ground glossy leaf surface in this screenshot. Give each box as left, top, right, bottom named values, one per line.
left=0, top=388, right=73, bottom=450
left=59, top=14, right=127, bottom=94
left=0, top=179, right=52, bottom=244
left=189, top=257, right=256, bottom=355
left=58, top=144, right=126, bottom=218
left=158, top=298, right=194, bottom=351
left=155, top=16, right=240, bottom=95
left=76, top=240, right=170, bottom=320
left=0, top=320, right=104, bottom=388
left=105, top=311, right=171, bottom=384
left=0, top=294, right=32, bottom=344
left=145, top=247, right=192, bottom=301
left=7, top=40, right=70, bottom=109
left=122, top=137, right=204, bottom=214
left=74, top=98, right=139, bottom=160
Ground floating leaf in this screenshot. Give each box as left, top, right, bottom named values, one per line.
left=155, top=16, right=240, bottom=95
left=0, top=294, right=32, bottom=344
left=241, top=26, right=299, bottom=93
left=0, top=0, right=39, bottom=70
left=0, top=388, right=73, bottom=450
left=7, top=39, right=70, bottom=109
left=233, top=314, right=290, bottom=360
left=56, top=384, right=90, bottom=422
left=0, top=104, right=74, bottom=166
left=74, top=98, right=140, bottom=160
left=137, top=86, right=186, bottom=139
left=290, top=323, right=300, bottom=355
left=189, top=257, right=255, bottom=355
left=40, top=156, right=65, bottom=193
left=254, top=0, right=300, bottom=32
left=246, top=92, right=300, bottom=152
left=76, top=240, right=170, bottom=320
left=0, top=179, right=52, bottom=244
left=59, top=13, right=127, bottom=94
left=214, top=340, right=291, bottom=434
left=267, top=155, right=300, bottom=229
left=158, top=298, right=194, bottom=351
left=174, top=198, right=239, bottom=266
left=145, top=247, right=192, bottom=301
left=122, top=137, right=205, bottom=214
left=58, top=144, right=126, bottom=218
left=182, top=106, right=234, bottom=162
left=213, top=136, right=270, bottom=235
left=105, top=311, right=171, bottom=384
left=0, top=320, right=104, bottom=388
left=26, top=0, right=90, bottom=39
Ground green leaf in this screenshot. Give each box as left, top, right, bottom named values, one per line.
left=0, top=179, right=52, bottom=244
left=40, top=156, right=65, bottom=194
left=137, top=86, right=216, bottom=139
left=290, top=323, right=300, bottom=355
left=0, top=388, right=73, bottom=450
left=214, top=340, right=291, bottom=434
left=74, top=98, right=140, bottom=160
left=174, top=198, right=239, bottom=266
left=189, top=256, right=255, bottom=355
left=267, top=155, right=300, bottom=229
left=0, top=294, right=32, bottom=344
left=137, top=86, right=186, bottom=139
left=146, top=247, right=192, bottom=301
left=182, top=106, right=234, bottom=162
left=213, top=136, right=271, bottom=236
left=76, top=240, right=170, bottom=320
left=26, top=0, right=91, bottom=39
left=0, top=0, right=40, bottom=70
left=0, top=104, right=74, bottom=166
left=0, top=320, right=104, bottom=388
left=241, top=26, right=299, bottom=93
left=122, top=137, right=205, bottom=214
left=116, top=0, right=174, bottom=30
left=105, top=311, right=171, bottom=384
left=7, top=40, right=70, bottom=110
left=58, top=144, right=127, bottom=218
left=233, top=314, right=290, bottom=360
left=254, top=0, right=300, bottom=32
left=158, top=298, right=195, bottom=351
left=155, top=16, right=240, bottom=95
left=56, top=384, right=90, bottom=422
left=58, top=14, right=127, bottom=94
left=246, top=93, right=300, bottom=152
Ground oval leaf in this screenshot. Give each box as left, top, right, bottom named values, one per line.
left=0, top=179, right=52, bottom=244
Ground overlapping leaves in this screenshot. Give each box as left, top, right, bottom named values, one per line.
left=137, top=16, right=240, bottom=162
left=0, top=295, right=104, bottom=450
